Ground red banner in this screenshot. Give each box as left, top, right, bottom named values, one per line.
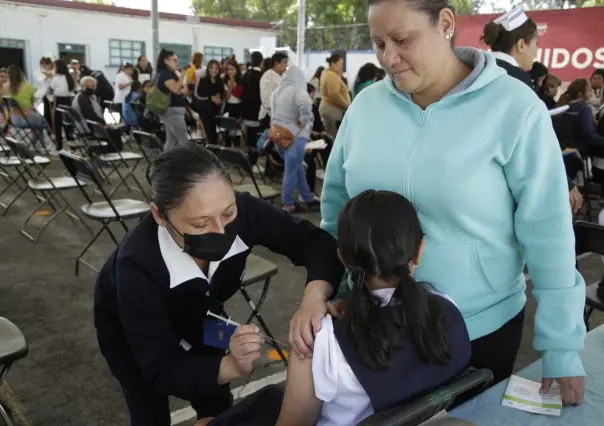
left=456, top=7, right=604, bottom=82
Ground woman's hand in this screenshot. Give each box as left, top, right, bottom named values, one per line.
left=569, top=186, right=583, bottom=214
left=289, top=280, right=333, bottom=360
left=229, top=324, right=263, bottom=376
left=541, top=377, right=585, bottom=405
left=326, top=298, right=346, bottom=318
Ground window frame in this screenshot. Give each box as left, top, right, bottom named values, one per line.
left=108, top=38, right=146, bottom=68
left=203, top=46, right=234, bottom=64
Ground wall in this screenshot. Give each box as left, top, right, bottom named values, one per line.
left=304, top=50, right=380, bottom=89
left=0, top=1, right=276, bottom=81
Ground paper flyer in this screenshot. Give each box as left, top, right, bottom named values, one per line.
left=501, top=375, right=562, bottom=416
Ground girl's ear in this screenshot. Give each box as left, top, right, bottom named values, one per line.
left=413, top=238, right=426, bottom=267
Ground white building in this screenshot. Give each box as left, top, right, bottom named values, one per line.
left=0, top=0, right=277, bottom=81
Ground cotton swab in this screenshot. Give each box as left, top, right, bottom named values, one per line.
left=206, top=311, right=290, bottom=348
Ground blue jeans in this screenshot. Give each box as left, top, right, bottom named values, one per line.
left=279, top=137, right=314, bottom=206
left=11, top=112, right=50, bottom=147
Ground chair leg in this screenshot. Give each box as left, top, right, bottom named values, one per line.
left=75, top=225, right=107, bottom=276
left=0, top=401, right=15, bottom=426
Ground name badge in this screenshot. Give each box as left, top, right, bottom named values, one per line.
left=203, top=318, right=236, bottom=350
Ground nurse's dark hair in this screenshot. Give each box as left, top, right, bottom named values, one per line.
left=146, top=143, right=232, bottom=213
left=337, top=190, right=452, bottom=370
left=481, top=17, right=537, bottom=54
left=369, top=0, right=455, bottom=25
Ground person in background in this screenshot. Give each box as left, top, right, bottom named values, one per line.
left=539, top=74, right=561, bottom=109
left=69, top=59, right=81, bottom=91
left=50, top=59, right=76, bottom=150
left=5, top=65, right=52, bottom=151
left=113, top=63, right=134, bottom=117
left=138, top=80, right=166, bottom=143
left=321, top=0, right=585, bottom=404
left=270, top=66, right=319, bottom=213
left=133, top=55, right=154, bottom=82
left=223, top=59, right=244, bottom=147
left=80, top=65, right=115, bottom=107
left=240, top=63, right=248, bottom=75
left=261, top=57, right=273, bottom=73
left=319, top=53, right=351, bottom=138
left=592, top=69, right=604, bottom=99
left=122, top=80, right=142, bottom=128
left=307, top=83, right=332, bottom=182
left=35, top=57, right=55, bottom=127
left=529, top=61, right=548, bottom=93
left=185, top=52, right=204, bottom=97
left=481, top=7, right=538, bottom=88
left=195, top=60, right=225, bottom=145
left=353, top=63, right=380, bottom=99
left=259, top=52, right=288, bottom=130
left=241, top=51, right=264, bottom=146
left=309, top=66, right=324, bottom=94
left=155, top=49, right=188, bottom=152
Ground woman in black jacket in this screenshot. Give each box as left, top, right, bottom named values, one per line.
left=195, top=60, right=225, bottom=145
left=241, top=51, right=264, bottom=146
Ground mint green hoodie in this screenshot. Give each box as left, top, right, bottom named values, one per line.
left=321, top=48, right=586, bottom=379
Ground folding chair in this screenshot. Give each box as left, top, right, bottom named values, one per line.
left=103, top=100, right=121, bottom=125
left=0, top=317, right=28, bottom=426
left=86, top=120, right=148, bottom=198
left=59, top=150, right=151, bottom=275
left=55, top=107, right=89, bottom=154
left=573, top=221, right=604, bottom=330
left=132, top=130, right=164, bottom=164
left=4, top=138, right=92, bottom=242
left=238, top=254, right=287, bottom=365
left=205, top=144, right=280, bottom=202
left=2, top=97, right=52, bottom=156
left=214, top=116, right=263, bottom=177
left=359, top=368, right=493, bottom=426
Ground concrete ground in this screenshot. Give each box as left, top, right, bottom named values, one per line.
left=0, top=150, right=603, bottom=426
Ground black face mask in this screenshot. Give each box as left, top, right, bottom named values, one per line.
left=169, top=220, right=238, bottom=262
left=84, top=88, right=95, bottom=96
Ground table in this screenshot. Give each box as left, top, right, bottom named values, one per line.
left=450, top=325, right=604, bottom=425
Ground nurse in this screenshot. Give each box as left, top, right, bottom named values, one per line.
left=94, top=143, right=343, bottom=426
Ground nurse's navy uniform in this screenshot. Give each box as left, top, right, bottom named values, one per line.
left=490, top=51, right=534, bottom=89
left=94, top=191, right=343, bottom=426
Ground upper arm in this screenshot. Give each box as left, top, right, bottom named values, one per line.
left=276, top=353, right=322, bottom=426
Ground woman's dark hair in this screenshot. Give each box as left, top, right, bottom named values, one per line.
left=251, top=51, right=263, bottom=68
left=54, top=59, right=75, bottom=92
left=592, top=69, right=604, bottom=80
left=481, top=18, right=538, bottom=54
left=39, top=57, right=53, bottom=67
left=557, top=78, right=590, bottom=107
left=205, top=60, right=223, bottom=81
left=338, top=190, right=452, bottom=370
left=313, top=66, right=325, bottom=80
left=271, top=52, right=288, bottom=66
left=262, top=58, right=273, bottom=73
left=192, top=52, right=204, bottom=69
left=369, top=0, right=453, bottom=24
left=137, top=55, right=146, bottom=67
left=307, top=83, right=316, bottom=94
left=7, top=65, right=24, bottom=95
left=354, top=63, right=379, bottom=92
left=225, top=59, right=242, bottom=84
left=156, top=49, right=176, bottom=73
left=376, top=68, right=386, bottom=81
left=126, top=80, right=142, bottom=103
left=326, top=53, right=343, bottom=66
left=529, top=62, right=547, bottom=82
left=147, top=143, right=232, bottom=213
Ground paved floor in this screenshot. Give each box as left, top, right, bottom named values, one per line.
left=0, top=153, right=602, bottom=425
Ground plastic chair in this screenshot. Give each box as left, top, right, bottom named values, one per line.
left=573, top=220, right=604, bottom=329
left=358, top=368, right=493, bottom=426
left=0, top=317, right=28, bottom=426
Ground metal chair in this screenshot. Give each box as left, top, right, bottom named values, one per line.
left=358, top=368, right=493, bottom=426
left=59, top=150, right=150, bottom=275
left=4, top=137, right=92, bottom=242
left=573, top=220, right=604, bottom=329
left=55, top=107, right=89, bottom=154
left=132, top=130, right=164, bottom=164
left=0, top=317, right=28, bottom=426
left=214, top=116, right=262, bottom=176
left=239, top=254, right=286, bottom=364
left=205, top=144, right=279, bottom=202
left=2, top=97, right=52, bottom=156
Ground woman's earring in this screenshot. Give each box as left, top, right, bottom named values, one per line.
left=445, top=31, right=455, bottom=40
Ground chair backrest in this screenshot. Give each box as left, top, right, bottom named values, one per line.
left=574, top=221, right=604, bottom=256
left=59, top=150, right=113, bottom=208
left=87, top=120, right=109, bottom=140
left=4, top=137, right=49, bottom=181
left=206, top=144, right=253, bottom=174
left=215, top=116, right=244, bottom=133
left=133, top=130, right=163, bottom=151
left=2, top=96, right=18, bottom=110
left=5, top=137, right=35, bottom=160
left=56, top=107, right=73, bottom=125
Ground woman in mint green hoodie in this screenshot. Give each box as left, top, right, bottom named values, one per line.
left=321, top=0, right=586, bottom=405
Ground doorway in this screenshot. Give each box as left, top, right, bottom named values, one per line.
left=0, top=38, right=26, bottom=71
left=58, top=43, right=87, bottom=65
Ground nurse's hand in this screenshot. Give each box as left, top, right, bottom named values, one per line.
left=541, top=377, right=585, bottom=405
left=229, top=324, right=263, bottom=375
left=289, top=280, right=334, bottom=360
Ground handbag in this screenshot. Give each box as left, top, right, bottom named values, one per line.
left=267, top=124, right=294, bottom=149
left=146, top=86, right=170, bottom=115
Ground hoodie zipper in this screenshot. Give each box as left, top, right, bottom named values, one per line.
left=405, top=106, right=432, bottom=204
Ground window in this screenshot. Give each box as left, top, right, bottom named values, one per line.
left=204, top=46, right=234, bottom=64
left=0, top=38, right=26, bottom=49
left=109, top=39, right=145, bottom=67
left=160, top=43, right=192, bottom=69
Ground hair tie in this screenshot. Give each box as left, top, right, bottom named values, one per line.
left=347, top=266, right=366, bottom=289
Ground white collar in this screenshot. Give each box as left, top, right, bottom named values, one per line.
left=157, top=226, right=249, bottom=289
left=252, top=67, right=262, bottom=72
left=490, top=51, right=520, bottom=68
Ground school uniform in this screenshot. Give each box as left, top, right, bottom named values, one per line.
left=195, top=77, right=225, bottom=145
left=490, top=51, right=534, bottom=89
left=94, top=191, right=343, bottom=426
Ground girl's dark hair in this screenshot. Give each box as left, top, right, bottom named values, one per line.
left=54, top=59, right=75, bottom=92
left=369, top=0, right=453, bottom=25
left=592, top=69, right=604, bottom=80
left=7, top=65, right=24, bottom=95
left=251, top=51, right=264, bottom=68
left=481, top=18, right=538, bottom=54
left=225, top=59, right=242, bottom=84
left=338, top=190, right=452, bottom=370
left=557, top=78, right=590, bottom=107
left=205, top=60, right=223, bottom=82
left=326, top=53, right=343, bottom=65
left=529, top=61, right=547, bottom=82
left=156, top=49, right=176, bottom=73
left=354, top=63, right=379, bottom=92
left=40, top=57, right=53, bottom=67
left=126, top=80, right=142, bottom=103
left=147, top=143, right=232, bottom=213
left=313, top=66, right=325, bottom=80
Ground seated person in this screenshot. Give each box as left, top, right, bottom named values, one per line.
left=122, top=80, right=142, bottom=128
left=539, top=74, right=561, bottom=110
left=138, top=80, right=166, bottom=144
left=203, top=190, right=472, bottom=426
